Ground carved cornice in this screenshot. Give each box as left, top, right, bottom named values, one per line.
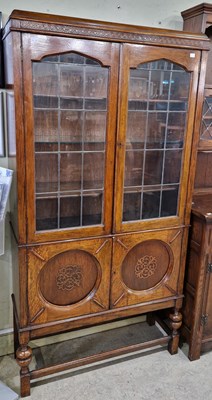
left=182, top=3, right=212, bottom=19
left=15, top=20, right=209, bottom=50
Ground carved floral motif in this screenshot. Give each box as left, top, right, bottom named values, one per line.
left=135, top=255, right=157, bottom=279
left=56, top=265, right=82, bottom=291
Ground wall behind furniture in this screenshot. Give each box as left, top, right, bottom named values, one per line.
left=0, top=0, right=204, bottom=356
left=0, top=0, right=201, bottom=28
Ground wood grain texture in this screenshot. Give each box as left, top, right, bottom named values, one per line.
left=3, top=9, right=209, bottom=395
left=3, top=9, right=210, bottom=50
left=181, top=5, right=212, bottom=360
left=27, top=238, right=112, bottom=325
left=182, top=3, right=212, bottom=197
left=22, top=34, right=119, bottom=244
left=182, top=200, right=212, bottom=360
left=113, top=43, right=202, bottom=233
left=110, top=229, right=182, bottom=309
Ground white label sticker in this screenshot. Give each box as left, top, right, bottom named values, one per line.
left=190, top=53, right=196, bottom=58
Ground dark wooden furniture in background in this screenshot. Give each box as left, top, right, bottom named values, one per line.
left=3, top=9, right=209, bottom=396
left=181, top=3, right=212, bottom=360
left=182, top=3, right=212, bottom=194
left=182, top=195, right=212, bottom=360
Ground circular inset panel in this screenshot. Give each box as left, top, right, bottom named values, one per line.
left=122, top=240, right=173, bottom=291
left=39, top=250, right=99, bottom=306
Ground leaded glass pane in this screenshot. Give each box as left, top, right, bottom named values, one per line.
left=123, top=59, right=190, bottom=222
left=201, top=96, right=212, bottom=141
left=33, top=53, right=109, bottom=231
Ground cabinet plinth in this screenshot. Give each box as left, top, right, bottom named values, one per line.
left=3, top=9, right=209, bottom=396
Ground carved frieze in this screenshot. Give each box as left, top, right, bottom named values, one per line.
left=19, top=20, right=208, bottom=49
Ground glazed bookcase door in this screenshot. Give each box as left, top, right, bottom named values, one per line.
left=114, top=44, right=200, bottom=233
left=27, top=237, right=112, bottom=324
left=199, top=90, right=212, bottom=146
left=110, top=228, right=183, bottom=309
left=22, top=34, right=119, bottom=243
left=194, top=89, right=212, bottom=193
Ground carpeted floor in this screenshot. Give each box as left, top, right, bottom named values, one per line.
left=0, top=322, right=211, bottom=399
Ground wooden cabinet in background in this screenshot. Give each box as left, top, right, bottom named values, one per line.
left=182, top=195, right=212, bottom=360
left=182, top=3, right=212, bottom=194
left=3, top=9, right=209, bottom=396
left=181, top=3, right=212, bottom=359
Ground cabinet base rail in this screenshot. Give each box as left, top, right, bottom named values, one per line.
left=30, top=335, right=171, bottom=380
left=12, top=294, right=182, bottom=397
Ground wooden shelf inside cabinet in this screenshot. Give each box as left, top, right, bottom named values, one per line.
left=3, top=8, right=210, bottom=397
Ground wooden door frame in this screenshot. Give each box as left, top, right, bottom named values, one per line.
left=22, top=33, right=119, bottom=243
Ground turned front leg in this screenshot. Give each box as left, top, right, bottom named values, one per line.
left=168, top=308, right=182, bottom=355
left=16, top=345, right=32, bottom=397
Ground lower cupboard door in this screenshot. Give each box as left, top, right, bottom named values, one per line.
left=110, top=229, right=183, bottom=309
left=27, top=237, right=112, bottom=325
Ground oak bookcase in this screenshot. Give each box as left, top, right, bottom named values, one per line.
left=3, top=9, right=209, bottom=396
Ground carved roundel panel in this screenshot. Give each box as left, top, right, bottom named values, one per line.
left=121, top=240, right=173, bottom=291
left=39, top=250, right=100, bottom=306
